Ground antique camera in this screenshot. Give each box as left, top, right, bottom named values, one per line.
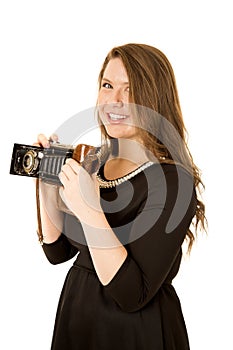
left=9, top=142, right=100, bottom=185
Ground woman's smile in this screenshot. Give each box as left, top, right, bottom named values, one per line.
left=108, top=112, right=129, bottom=122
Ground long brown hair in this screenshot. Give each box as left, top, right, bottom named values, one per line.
left=97, top=43, right=207, bottom=252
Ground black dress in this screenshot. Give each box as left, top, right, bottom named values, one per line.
left=42, top=162, right=197, bottom=350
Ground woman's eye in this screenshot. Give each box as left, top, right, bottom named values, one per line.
left=102, top=82, right=112, bottom=89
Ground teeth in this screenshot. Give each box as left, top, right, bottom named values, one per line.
left=109, top=113, right=127, bottom=120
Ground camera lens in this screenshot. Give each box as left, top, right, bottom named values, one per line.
left=22, top=150, right=39, bottom=174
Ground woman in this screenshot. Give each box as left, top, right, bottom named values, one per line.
left=35, top=43, right=206, bottom=349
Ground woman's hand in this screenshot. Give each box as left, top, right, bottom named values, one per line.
left=33, top=133, right=58, bottom=148
left=32, top=133, right=58, bottom=185
left=59, top=158, right=101, bottom=225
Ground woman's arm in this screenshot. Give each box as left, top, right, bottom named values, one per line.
left=59, top=158, right=128, bottom=285
left=38, top=181, right=63, bottom=243
left=34, top=134, right=79, bottom=264
left=81, top=211, right=128, bottom=285
left=34, top=134, right=62, bottom=244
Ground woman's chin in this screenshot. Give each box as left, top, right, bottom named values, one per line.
left=105, top=125, right=137, bottom=140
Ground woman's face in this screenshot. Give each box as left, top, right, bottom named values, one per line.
left=97, top=58, right=139, bottom=140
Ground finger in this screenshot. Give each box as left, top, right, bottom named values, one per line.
left=65, top=158, right=82, bottom=173
left=58, top=170, right=68, bottom=186
left=49, top=133, right=59, bottom=143
left=37, top=133, right=50, bottom=148
left=61, top=162, right=77, bottom=180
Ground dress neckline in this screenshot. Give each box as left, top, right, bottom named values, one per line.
left=96, top=161, right=154, bottom=188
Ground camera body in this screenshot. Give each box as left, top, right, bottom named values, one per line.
left=10, top=142, right=99, bottom=185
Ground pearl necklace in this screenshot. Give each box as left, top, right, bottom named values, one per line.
left=96, top=161, right=154, bottom=188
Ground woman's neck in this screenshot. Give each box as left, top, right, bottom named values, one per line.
left=115, top=138, right=149, bottom=165
left=104, top=138, right=149, bottom=180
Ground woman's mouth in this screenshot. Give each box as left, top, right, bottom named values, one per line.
left=108, top=113, right=129, bottom=123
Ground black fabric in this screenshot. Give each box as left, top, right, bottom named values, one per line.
left=42, top=163, right=197, bottom=350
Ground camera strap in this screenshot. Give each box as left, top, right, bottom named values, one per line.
left=36, top=178, right=44, bottom=244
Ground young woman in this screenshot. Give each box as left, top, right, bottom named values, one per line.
left=35, top=43, right=206, bottom=349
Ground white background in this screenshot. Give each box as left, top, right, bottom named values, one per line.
left=1, top=0, right=232, bottom=349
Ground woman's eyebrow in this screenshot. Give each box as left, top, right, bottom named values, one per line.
left=102, top=77, right=129, bottom=85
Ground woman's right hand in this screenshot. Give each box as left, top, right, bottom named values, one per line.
left=32, top=134, right=51, bottom=185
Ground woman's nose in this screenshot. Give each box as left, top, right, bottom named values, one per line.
left=111, top=89, right=124, bottom=104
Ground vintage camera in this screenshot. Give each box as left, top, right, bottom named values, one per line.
left=10, top=142, right=100, bottom=185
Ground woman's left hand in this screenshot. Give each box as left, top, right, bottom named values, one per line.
left=58, top=158, right=101, bottom=224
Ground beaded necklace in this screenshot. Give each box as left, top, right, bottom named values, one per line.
left=96, top=161, right=154, bottom=188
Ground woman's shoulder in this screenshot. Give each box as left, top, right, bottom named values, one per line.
left=143, top=162, right=196, bottom=204
left=144, top=162, right=194, bottom=183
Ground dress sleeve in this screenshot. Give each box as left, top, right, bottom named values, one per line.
left=104, top=164, right=197, bottom=312
left=42, top=233, right=79, bottom=264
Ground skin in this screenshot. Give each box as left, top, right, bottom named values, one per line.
left=97, top=57, right=149, bottom=178
left=35, top=58, right=148, bottom=285
left=97, top=57, right=137, bottom=140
